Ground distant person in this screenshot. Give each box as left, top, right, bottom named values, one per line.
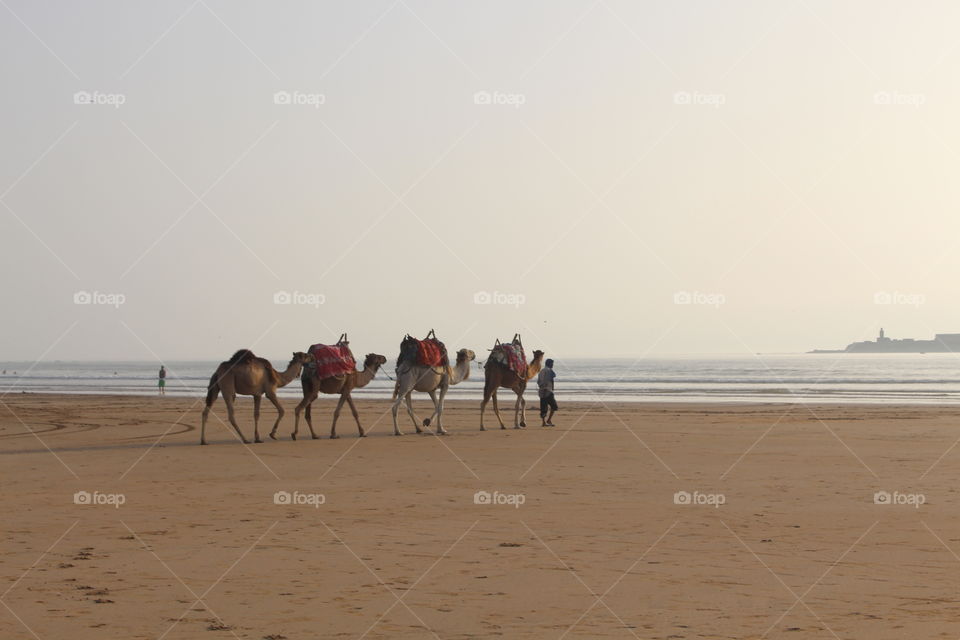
left=537, top=358, right=557, bottom=427
left=158, top=365, right=166, bottom=396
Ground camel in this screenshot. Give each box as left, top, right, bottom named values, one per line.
left=282, top=352, right=388, bottom=440
left=200, top=350, right=313, bottom=445
left=480, top=341, right=544, bottom=430
left=392, top=346, right=475, bottom=436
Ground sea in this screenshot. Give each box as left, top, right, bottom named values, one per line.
left=3, top=354, right=960, bottom=404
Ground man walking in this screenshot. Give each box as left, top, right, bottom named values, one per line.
left=537, top=358, right=557, bottom=427
left=158, top=365, right=167, bottom=396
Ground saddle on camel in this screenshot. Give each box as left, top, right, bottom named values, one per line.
left=487, top=334, right=528, bottom=378
left=307, top=333, right=356, bottom=379
left=397, top=329, right=449, bottom=369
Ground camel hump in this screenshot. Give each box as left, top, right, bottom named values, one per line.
left=227, top=349, right=277, bottom=378
left=228, top=349, right=257, bottom=366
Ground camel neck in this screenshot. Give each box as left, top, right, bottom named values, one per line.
left=450, top=360, right=472, bottom=384
left=355, top=364, right=379, bottom=388
left=278, top=362, right=303, bottom=385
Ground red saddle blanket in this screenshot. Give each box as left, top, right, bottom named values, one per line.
left=416, top=339, right=446, bottom=367
left=308, top=343, right=356, bottom=379
left=493, top=343, right=527, bottom=377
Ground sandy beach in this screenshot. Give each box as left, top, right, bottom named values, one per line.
left=1, top=394, right=959, bottom=639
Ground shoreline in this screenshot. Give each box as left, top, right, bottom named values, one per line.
left=6, top=390, right=960, bottom=408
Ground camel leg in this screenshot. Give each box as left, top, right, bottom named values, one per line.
left=512, top=392, right=522, bottom=429
left=200, top=383, right=220, bottom=446
left=288, top=391, right=315, bottom=441
left=391, top=395, right=405, bottom=436
left=426, top=390, right=441, bottom=434
left=263, top=390, right=284, bottom=441
left=404, top=393, right=422, bottom=433
left=480, top=389, right=490, bottom=431
left=423, top=402, right=439, bottom=428
left=252, top=394, right=263, bottom=443
left=519, top=394, right=527, bottom=428
left=200, top=406, right=210, bottom=445
left=480, top=380, right=498, bottom=431
left=330, top=395, right=347, bottom=439
left=346, top=395, right=365, bottom=437
left=304, top=400, right=320, bottom=439
left=491, top=392, right=506, bottom=430
left=434, top=385, right=448, bottom=435
left=222, top=394, right=249, bottom=444
left=392, top=378, right=415, bottom=436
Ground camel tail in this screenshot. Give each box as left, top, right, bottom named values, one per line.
left=205, top=372, right=220, bottom=406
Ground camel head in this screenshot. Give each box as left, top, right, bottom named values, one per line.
left=364, top=353, right=388, bottom=370
left=526, top=349, right=545, bottom=380
left=291, top=351, right=314, bottom=366
left=455, top=348, right=476, bottom=364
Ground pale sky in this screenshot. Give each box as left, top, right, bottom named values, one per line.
left=3, top=1, right=960, bottom=361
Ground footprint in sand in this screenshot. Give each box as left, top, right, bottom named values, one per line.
left=207, top=620, right=232, bottom=631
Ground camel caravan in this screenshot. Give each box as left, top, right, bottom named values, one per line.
left=200, top=331, right=547, bottom=445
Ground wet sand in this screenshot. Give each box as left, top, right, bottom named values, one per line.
left=2, top=393, right=960, bottom=639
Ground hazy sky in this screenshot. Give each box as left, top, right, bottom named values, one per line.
left=3, top=1, right=960, bottom=361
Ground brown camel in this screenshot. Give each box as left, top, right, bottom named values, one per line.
left=480, top=343, right=544, bottom=430
left=200, top=350, right=313, bottom=445
left=282, top=352, right=388, bottom=440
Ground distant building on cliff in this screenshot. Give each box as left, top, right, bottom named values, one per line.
left=811, top=328, right=960, bottom=353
